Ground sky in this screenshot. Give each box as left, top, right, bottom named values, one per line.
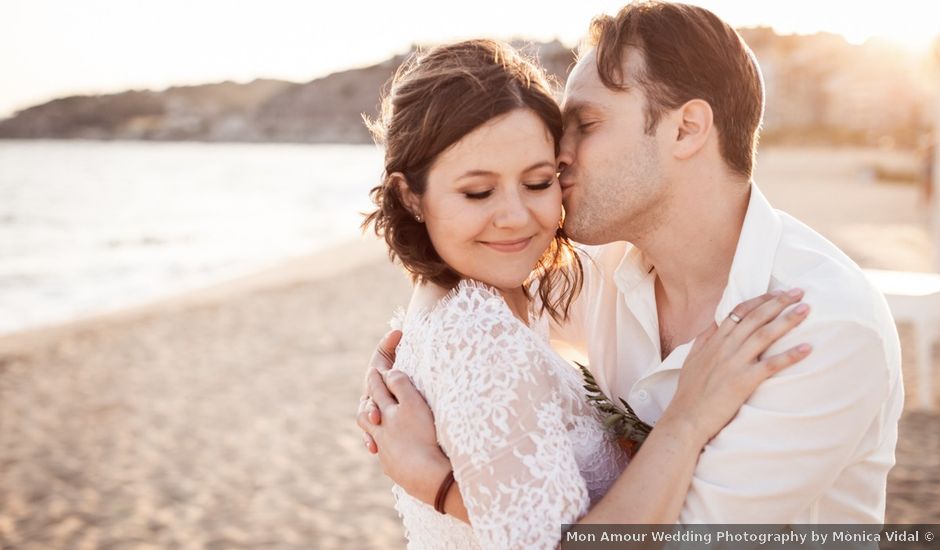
left=2, top=0, right=938, bottom=118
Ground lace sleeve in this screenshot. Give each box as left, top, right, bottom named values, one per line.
left=430, top=284, right=590, bottom=550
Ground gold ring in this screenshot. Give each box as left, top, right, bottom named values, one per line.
left=728, top=312, right=743, bottom=324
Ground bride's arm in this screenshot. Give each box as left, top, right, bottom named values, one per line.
left=417, top=288, right=593, bottom=548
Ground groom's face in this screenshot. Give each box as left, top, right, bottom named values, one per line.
left=558, top=48, right=669, bottom=245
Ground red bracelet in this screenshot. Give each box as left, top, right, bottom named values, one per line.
left=434, top=470, right=456, bottom=514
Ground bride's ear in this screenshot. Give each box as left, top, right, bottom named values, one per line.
left=391, top=172, right=423, bottom=221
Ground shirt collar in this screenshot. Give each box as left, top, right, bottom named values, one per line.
left=613, top=243, right=655, bottom=296
left=712, top=183, right=783, bottom=324
left=611, top=183, right=783, bottom=322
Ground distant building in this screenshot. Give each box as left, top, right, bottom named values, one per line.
left=742, top=28, right=935, bottom=146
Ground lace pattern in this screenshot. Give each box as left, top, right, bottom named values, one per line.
left=390, top=280, right=628, bottom=550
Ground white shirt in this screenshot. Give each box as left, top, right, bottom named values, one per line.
left=552, top=183, right=904, bottom=523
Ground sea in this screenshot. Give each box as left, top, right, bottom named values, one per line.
left=0, top=140, right=384, bottom=336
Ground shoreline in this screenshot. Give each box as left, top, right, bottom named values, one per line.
left=0, top=236, right=388, bottom=356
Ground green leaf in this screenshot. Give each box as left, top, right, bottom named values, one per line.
left=580, top=364, right=655, bottom=451
left=604, top=414, right=624, bottom=428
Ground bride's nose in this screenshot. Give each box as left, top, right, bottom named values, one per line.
left=493, top=190, right=530, bottom=229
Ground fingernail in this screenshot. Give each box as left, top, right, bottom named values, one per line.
left=787, top=288, right=803, bottom=298
left=793, top=303, right=809, bottom=314
left=798, top=344, right=812, bottom=353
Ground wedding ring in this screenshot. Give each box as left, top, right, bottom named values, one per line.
left=727, top=312, right=743, bottom=324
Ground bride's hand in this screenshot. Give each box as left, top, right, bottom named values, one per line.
left=661, top=289, right=812, bottom=447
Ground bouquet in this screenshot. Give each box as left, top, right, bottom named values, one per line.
left=577, top=362, right=653, bottom=457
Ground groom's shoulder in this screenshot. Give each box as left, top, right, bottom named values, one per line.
left=772, top=211, right=895, bottom=337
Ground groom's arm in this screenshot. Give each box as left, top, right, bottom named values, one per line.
left=676, top=318, right=898, bottom=523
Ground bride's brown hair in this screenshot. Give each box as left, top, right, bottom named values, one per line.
left=362, top=39, right=582, bottom=323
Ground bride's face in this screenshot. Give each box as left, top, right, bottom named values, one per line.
left=412, top=108, right=561, bottom=291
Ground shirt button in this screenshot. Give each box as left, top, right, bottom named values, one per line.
left=635, top=390, right=650, bottom=401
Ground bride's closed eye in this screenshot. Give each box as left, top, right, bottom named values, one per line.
left=524, top=180, right=555, bottom=191
left=464, top=189, right=493, bottom=200
left=463, top=179, right=554, bottom=200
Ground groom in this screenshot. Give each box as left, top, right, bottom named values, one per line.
left=357, top=1, right=903, bottom=523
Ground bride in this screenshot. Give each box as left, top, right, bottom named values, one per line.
left=359, top=39, right=812, bottom=549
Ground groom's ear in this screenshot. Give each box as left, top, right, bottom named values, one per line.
left=671, top=99, right=714, bottom=161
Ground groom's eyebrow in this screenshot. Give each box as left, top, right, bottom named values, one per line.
left=562, top=103, right=585, bottom=122
left=562, top=102, right=603, bottom=123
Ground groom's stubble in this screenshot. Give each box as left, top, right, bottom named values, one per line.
left=562, top=132, right=669, bottom=246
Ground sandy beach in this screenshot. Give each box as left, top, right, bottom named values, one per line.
left=0, top=147, right=938, bottom=549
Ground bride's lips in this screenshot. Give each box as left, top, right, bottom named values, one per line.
left=480, top=236, right=533, bottom=253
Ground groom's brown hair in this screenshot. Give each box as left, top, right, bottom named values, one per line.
left=586, top=1, right=764, bottom=178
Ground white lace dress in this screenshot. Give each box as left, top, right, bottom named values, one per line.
left=390, top=280, right=629, bottom=550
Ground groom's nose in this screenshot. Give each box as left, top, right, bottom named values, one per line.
left=556, top=155, right=573, bottom=182
left=557, top=134, right=575, bottom=174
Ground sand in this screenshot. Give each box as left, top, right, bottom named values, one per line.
left=0, top=238, right=414, bottom=549
left=0, top=147, right=938, bottom=549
